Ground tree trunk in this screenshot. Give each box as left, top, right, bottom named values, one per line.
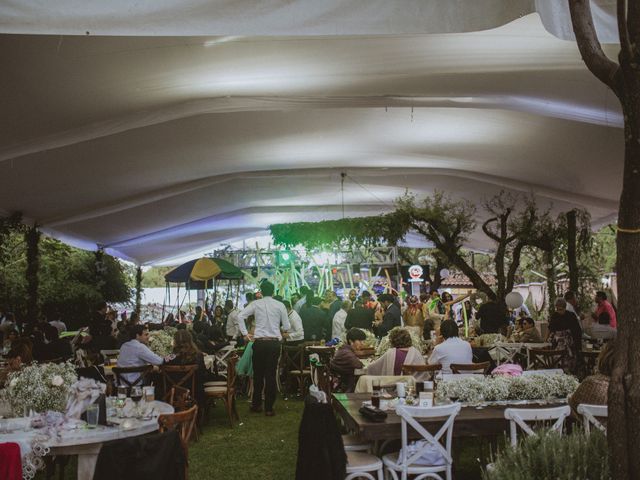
left=25, top=226, right=40, bottom=324
left=566, top=210, right=579, bottom=293
left=135, top=266, right=143, bottom=315
left=544, top=249, right=556, bottom=317
left=609, top=92, right=640, bottom=480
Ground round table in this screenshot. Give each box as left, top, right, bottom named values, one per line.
left=0, top=400, right=174, bottom=480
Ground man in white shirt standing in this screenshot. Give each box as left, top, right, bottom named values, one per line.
left=283, top=300, right=304, bottom=343
left=428, top=319, right=473, bottom=374
left=238, top=281, right=291, bottom=416
left=331, top=301, right=351, bottom=339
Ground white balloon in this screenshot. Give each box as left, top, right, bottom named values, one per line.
left=505, top=291, right=524, bottom=309
left=439, top=268, right=450, bottom=279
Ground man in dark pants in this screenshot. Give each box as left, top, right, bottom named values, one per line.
left=237, top=281, right=290, bottom=416
left=373, top=293, right=402, bottom=338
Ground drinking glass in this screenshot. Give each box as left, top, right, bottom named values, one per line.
left=130, top=386, right=143, bottom=417
left=86, top=404, right=99, bottom=429
left=371, top=379, right=381, bottom=408
left=143, top=386, right=155, bottom=403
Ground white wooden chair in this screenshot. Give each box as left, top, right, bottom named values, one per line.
left=577, top=404, right=608, bottom=434
left=345, top=450, right=384, bottom=480
left=504, top=405, right=570, bottom=447
left=382, top=403, right=461, bottom=480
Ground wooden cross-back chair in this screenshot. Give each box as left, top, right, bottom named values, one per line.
left=528, top=348, right=566, bottom=371
left=401, top=363, right=442, bottom=381
left=450, top=361, right=491, bottom=375
left=158, top=404, right=198, bottom=480
left=112, top=365, right=153, bottom=388
left=168, top=386, right=195, bottom=412
left=280, top=344, right=311, bottom=397
left=160, top=365, right=198, bottom=403
left=204, top=354, right=239, bottom=426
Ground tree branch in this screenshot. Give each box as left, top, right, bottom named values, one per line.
left=626, top=0, right=640, bottom=58
left=482, top=218, right=500, bottom=243
left=617, top=0, right=634, bottom=62
left=569, top=0, right=623, bottom=95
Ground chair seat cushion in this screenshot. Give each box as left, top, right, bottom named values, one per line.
left=345, top=451, right=382, bottom=472
left=382, top=452, right=446, bottom=473
left=204, top=381, right=226, bottom=387
left=204, top=386, right=227, bottom=394
left=342, top=434, right=370, bottom=449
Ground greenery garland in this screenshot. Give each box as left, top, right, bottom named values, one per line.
left=269, top=212, right=410, bottom=250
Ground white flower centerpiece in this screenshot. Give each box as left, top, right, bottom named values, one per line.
left=148, top=327, right=176, bottom=356
left=436, top=373, right=579, bottom=404
left=3, top=361, right=77, bottom=415
left=376, top=326, right=425, bottom=356
left=337, top=328, right=377, bottom=349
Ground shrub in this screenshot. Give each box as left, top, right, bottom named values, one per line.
left=483, top=430, right=609, bottom=480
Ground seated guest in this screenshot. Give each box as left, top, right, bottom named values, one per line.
left=548, top=298, right=583, bottom=372
left=367, top=327, right=425, bottom=376
left=428, top=320, right=473, bottom=374
left=165, top=329, right=207, bottom=406
left=517, top=317, right=543, bottom=343
left=330, top=328, right=366, bottom=392
left=0, top=340, right=33, bottom=387
left=39, top=324, right=72, bottom=361
left=588, top=312, right=617, bottom=340
left=569, top=340, right=614, bottom=417
left=373, top=294, right=402, bottom=338
left=115, top=321, right=129, bottom=347
left=117, top=325, right=166, bottom=385
left=2, top=328, right=19, bottom=353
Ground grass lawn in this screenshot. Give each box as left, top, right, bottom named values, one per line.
left=38, top=392, right=492, bottom=479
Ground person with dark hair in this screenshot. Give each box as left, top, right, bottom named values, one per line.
left=360, top=290, right=376, bottom=310
left=331, top=300, right=352, bottom=339
left=293, top=286, right=311, bottom=313
left=330, top=328, right=366, bottom=392
left=428, top=319, right=473, bottom=373
left=475, top=298, right=509, bottom=335
left=39, top=323, right=72, bottom=361
left=194, top=305, right=207, bottom=323
left=548, top=298, right=583, bottom=373
left=367, top=327, right=425, bottom=376
left=373, top=293, right=402, bottom=338
left=2, top=328, right=19, bottom=353
left=117, top=325, right=167, bottom=385
left=588, top=312, right=617, bottom=340
left=518, top=317, right=543, bottom=343
left=0, top=339, right=33, bottom=387
left=594, top=291, right=617, bottom=329
left=344, top=299, right=375, bottom=331
left=237, top=280, right=291, bottom=416
left=224, top=299, right=240, bottom=339
left=300, top=296, right=329, bottom=341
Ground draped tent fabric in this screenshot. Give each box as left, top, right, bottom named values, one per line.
left=0, top=2, right=623, bottom=265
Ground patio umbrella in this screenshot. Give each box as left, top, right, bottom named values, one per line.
left=165, top=257, right=243, bottom=289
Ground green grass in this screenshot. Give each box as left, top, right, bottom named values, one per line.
left=38, top=393, right=491, bottom=479
left=191, top=395, right=304, bottom=480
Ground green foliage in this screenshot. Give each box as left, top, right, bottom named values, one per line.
left=270, top=213, right=411, bottom=250
left=484, top=430, right=609, bottom=480
left=0, top=230, right=133, bottom=329
left=141, top=266, right=174, bottom=287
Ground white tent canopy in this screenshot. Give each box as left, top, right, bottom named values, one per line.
left=0, top=1, right=622, bottom=265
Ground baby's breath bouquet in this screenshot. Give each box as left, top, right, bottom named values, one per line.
left=3, top=361, right=77, bottom=415
left=376, top=327, right=425, bottom=355
left=148, top=328, right=175, bottom=356
left=436, top=373, right=579, bottom=403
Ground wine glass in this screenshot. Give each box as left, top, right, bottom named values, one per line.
left=115, top=386, right=127, bottom=418
left=130, top=386, right=143, bottom=418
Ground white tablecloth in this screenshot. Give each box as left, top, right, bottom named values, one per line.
left=0, top=400, right=174, bottom=480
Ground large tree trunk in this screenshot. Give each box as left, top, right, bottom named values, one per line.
left=135, top=266, right=143, bottom=315
left=566, top=210, right=579, bottom=293
left=569, top=1, right=640, bottom=477
left=25, top=226, right=40, bottom=324
left=609, top=91, right=640, bottom=480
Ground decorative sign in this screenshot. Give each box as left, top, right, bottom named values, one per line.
left=408, top=265, right=424, bottom=282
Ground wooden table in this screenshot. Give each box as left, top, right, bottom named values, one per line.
left=332, top=393, right=563, bottom=440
